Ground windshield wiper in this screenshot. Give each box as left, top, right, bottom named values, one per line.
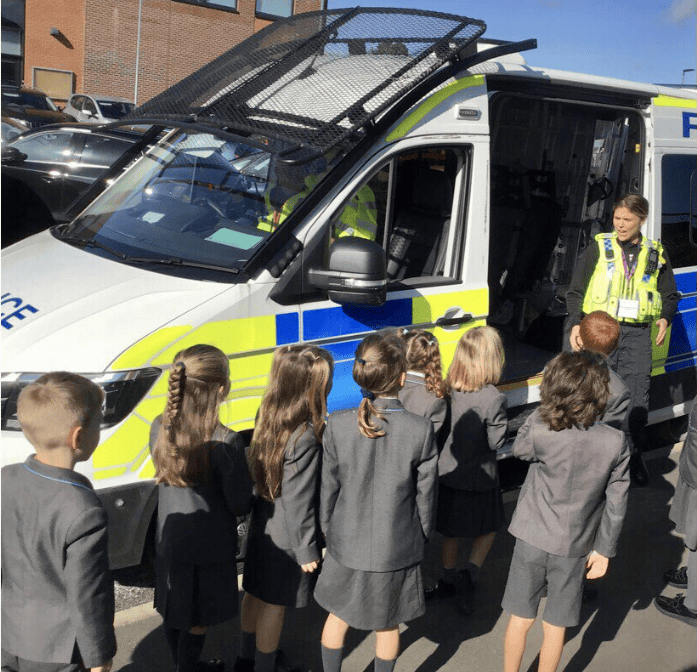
left=125, top=256, right=240, bottom=275
left=53, top=228, right=240, bottom=275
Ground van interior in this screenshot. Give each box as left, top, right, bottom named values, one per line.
left=486, top=93, right=643, bottom=384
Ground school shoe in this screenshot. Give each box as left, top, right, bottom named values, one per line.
left=233, top=657, right=255, bottom=672
left=195, top=660, right=225, bottom=672
left=275, top=649, right=303, bottom=672
left=424, top=579, right=458, bottom=600
left=663, top=566, right=688, bottom=589
left=456, top=569, right=475, bottom=616
left=654, top=594, right=697, bottom=626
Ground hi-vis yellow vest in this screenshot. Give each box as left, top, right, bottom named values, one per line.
left=582, top=232, right=664, bottom=323
left=257, top=174, right=320, bottom=233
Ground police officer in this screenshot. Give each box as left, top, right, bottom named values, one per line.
left=566, top=194, right=679, bottom=486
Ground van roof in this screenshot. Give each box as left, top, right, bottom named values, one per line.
left=127, top=7, right=485, bottom=161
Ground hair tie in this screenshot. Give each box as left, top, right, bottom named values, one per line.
left=356, top=357, right=366, bottom=365
left=361, top=388, right=375, bottom=400
left=402, top=327, right=410, bottom=335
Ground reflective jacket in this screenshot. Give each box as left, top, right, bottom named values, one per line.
left=333, top=183, right=378, bottom=241
left=582, top=232, right=664, bottom=323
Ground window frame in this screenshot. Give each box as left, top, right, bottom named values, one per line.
left=173, top=0, right=239, bottom=15
left=255, top=0, right=293, bottom=20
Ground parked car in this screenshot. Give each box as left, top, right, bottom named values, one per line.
left=1, top=124, right=142, bottom=247
left=64, top=94, right=135, bottom=124
left=1, top=116, right=25, bottom=144
left=1, top=85, right=73, bottom=129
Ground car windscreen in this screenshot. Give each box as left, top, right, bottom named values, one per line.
left=65, top=130, right=332, bottom=276
left=97, top=100, right=135, bottom=118
left=2, top=90, right=58, bottom=111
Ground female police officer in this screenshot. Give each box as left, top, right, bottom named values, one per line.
left=566, top=194, right=679, bottom=486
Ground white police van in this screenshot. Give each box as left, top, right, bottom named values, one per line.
left=2, top=8, right=696, bottom=568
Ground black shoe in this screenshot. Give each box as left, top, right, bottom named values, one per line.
left=629, top=453, right=649, bottom=487
left=275, top=649, right=302, bottom=672
left=196, top=660, right=225, bottom=672
left=234, top=658, right=254, bottom=672
left=663, top=566, right=688, bottom=589
left=654, top=594, right=697, bottom=626
left=424, top=578, right=458, bottom=600
left=456, top=569, right=475, bottom=616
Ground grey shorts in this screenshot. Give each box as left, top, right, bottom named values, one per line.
left=501, top=538, right=587, bottom=628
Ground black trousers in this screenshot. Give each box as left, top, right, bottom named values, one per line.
left=608, top=324, right=652, bottom=454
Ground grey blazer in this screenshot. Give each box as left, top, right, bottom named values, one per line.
left=249, top=425, right=321, bottom=565
left=509, top=410, right=630, bottom=558
left=1, top=456, right=117, bottom=668
left=604, top=369, right=630, bottom=430
left=679, top=402, right=697, bottom=490
left=398, top=372, right=448, bottom=438
left=439, top=384, right=508, bottom=491
left=151, top=418, right=253, bottom=565
left=320, top=398, right=438, bottom=572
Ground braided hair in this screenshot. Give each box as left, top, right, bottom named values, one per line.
left=153, top=344, right=230, bottom=487
left=398, top=329, right=448, bottom=399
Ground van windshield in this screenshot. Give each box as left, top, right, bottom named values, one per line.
left=65, top=130, right=332, bottom=276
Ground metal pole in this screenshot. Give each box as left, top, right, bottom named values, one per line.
left=682, top=68, right=695, bottom=86
left=134, top=0, right=144, bottom=104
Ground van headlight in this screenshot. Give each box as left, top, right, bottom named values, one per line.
left=1, top=368, right=161, bottom=431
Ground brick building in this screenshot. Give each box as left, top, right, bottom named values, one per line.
left=5, top=0, right=323, bottom=104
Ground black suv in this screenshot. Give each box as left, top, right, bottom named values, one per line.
left=1, top=124, right=141, bottom=247
left=1, top=86, right=73, bottom=130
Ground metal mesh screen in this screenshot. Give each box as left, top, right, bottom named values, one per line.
left=128, top=8, right=485, bottom=161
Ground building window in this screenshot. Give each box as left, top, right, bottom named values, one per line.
left=256, top=0, right=293, bottom=19
left=173, top=0, right=238, bottom=13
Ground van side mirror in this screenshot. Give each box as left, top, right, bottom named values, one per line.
left=307, top=237, right=387, bottom=306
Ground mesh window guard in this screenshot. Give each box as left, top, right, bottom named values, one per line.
left=127, top=7, right=486, bottom=162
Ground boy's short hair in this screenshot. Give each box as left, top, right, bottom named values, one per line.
left=579, top=311, right=620, bottom=356
left=539, top=351, right=610, bottom=431
left=18, top=372, right=104, bottom=450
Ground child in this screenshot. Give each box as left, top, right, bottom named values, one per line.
left=151, top=344, right=253, bottom=672
left=314, top=332, right=438, bottom=672
left=502, top=351, right=630, bottom=672
left=397, top=328, right=448, bottom=438
left=578, top=310, right=630, bottom=430
left=433, top=325, right=508, bottom=614
left=2, top=372, right=116, bottom=672
left=656, top=401, right=697, bottom=625
left=237, top=345, right=334, bottom=672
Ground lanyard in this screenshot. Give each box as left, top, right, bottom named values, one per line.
left=621, top=247, right=638, bottom=282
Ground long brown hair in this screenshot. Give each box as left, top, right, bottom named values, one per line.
left=249, top=345, right=333, bottom=502
left=354, top=333, right=406, bottom=438
left=447, top=326, right=505, bottom=392
left=613, top=193, right=648, bottom=221
left=153, top=344, right=231, bottom=487
left=398, top=329, right=448, bottom=399
left=539, top=351, right=610, bottom=431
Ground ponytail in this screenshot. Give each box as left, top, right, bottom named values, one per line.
left=164, top=361, right=186, bottom=444
left=357, top=386, right=386, bottom=439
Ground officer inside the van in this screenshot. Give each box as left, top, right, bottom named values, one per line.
left=565, top=194, right=679, bottom=487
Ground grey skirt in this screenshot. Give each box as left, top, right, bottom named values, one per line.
left=314, top=552, right=425, bottom=630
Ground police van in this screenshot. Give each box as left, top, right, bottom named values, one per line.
left=2, top=8, right=696, bottom=568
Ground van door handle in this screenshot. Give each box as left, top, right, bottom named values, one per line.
left=435, top=307, right=473, bottom=329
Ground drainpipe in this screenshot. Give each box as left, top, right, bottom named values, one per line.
left=134, top=0, right=143, bottom=104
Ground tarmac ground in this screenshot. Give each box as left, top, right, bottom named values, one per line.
left=112, top=445, right=697, bottom=672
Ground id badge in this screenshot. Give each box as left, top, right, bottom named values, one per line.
left=617, top=299, right=640, bottom=320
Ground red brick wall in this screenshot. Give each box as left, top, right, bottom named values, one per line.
left=83, top=0, right=322, bottom=106
left=24, top=0, right=86, bottom=101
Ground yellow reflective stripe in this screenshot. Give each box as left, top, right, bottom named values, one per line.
left=134, top=396, right=166, bottom=423
left=386, top=74, right=485, bottom=142
left=149, top=373, right=170, bottom=397
left=139, top=459, right=156, bottom=480
left=654, top=95, right=697, bottom=108
left=93, top=415, right=151, bottom=469
left=93, top=466, right=128, bottom=480
left=130, top=446, right=152, bottom=473
left=498, top=374, right=543, bottom=392
left=152, top=315, right=277, bottom=365
left=111, top=325, right=191, bottom=370
left=412, top=288, right=489, bottom=367
left=229, top=352, right=274, bottom=382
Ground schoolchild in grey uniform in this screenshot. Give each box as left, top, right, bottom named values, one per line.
left=2, top=372, right=116, bottom=672
left=577, top=311, right=630, bottom=430
left=151, top=344, right=253, bottom=672
left=655, top=401, right=697, bottom=626
left=502, top=351, right=630, bottom=672
left=315, top=333, right=438, bottom=672
left=397, top=329, right=448, bottom=439
left=238, top=345, right=334, bottom=672
left=434, top=325, right=508, bottom=614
